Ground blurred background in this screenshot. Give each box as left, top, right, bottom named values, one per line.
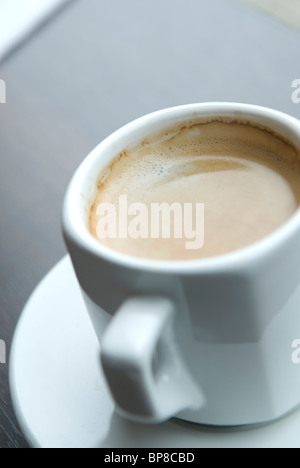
left=0, top=0, right=299, bottom=448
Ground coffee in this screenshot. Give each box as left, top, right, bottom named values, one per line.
left=89, top=119, right=300, bottom=261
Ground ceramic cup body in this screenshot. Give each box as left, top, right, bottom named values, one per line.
left=63, top=103, right=300, bottom=426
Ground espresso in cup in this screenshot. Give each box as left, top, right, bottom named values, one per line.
left=89, top=118, right=300, bottom=261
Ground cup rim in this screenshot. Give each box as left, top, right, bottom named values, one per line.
left=63, top=102, right=300, bottom=274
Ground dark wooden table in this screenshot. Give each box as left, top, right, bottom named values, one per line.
left=1, top=0, right=300, bottom=448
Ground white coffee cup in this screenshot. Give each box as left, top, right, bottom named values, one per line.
left=63, top=103, right=300, bottom=426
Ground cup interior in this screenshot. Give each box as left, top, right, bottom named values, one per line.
left=63, top=103, right=300, bottom=272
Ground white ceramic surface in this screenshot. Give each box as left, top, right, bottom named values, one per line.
left=9, top=256, right=300, bottom=448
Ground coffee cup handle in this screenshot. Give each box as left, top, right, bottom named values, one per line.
left=101, top=296, right=204, bottom=423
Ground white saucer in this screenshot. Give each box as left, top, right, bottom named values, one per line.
left=9, top=256, right=300, bottom=448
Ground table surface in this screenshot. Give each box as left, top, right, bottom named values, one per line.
left=1, top=0, right=300, bottom=449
